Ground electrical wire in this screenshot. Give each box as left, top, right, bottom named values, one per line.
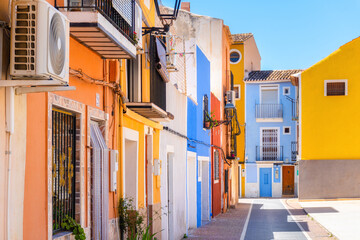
left=163, top=126, right=232, bottom=166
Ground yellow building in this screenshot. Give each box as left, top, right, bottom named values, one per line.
left=118, top=0, right=171, bottom=237
left=294, top=36, right=360, bottom=199
left=230, top=33, right=261, bottom=198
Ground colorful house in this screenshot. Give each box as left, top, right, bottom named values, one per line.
left=187, top=46, right=211, bottom=229
left=293, top=37, right=360, bottom=199
left=230, top=33, right=261, bottom=198
left=244, top=70, right=301, bottom=197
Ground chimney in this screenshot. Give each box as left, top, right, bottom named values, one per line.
left=181, top=2, right=190, bottom=12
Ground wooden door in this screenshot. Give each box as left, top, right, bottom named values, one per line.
left=282, top=166, right=294, bottom=195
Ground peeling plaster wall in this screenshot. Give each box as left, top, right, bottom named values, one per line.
left=164, top=8, right=224, bottom=100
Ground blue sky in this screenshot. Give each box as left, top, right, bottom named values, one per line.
left=162, top=0, right=360, bottom=70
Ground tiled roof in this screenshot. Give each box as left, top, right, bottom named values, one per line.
left=232, top=33, right=253, bottom=42
left=245, top=70, right=303, bottom=82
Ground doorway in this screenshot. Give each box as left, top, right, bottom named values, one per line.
left=260, top=168, right=272, bottom=197
left=187, top=152, right=197, bottom=229
left=200, top=157, right=210, bottom=222
left=90, top=121, right=109, bottom=240
left=282, top=166, right=295, bottom=196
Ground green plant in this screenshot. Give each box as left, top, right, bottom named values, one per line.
left=61, top=215, right=86, bottom=240
left=204, top=111, right=219, bottom=129
left=183, top=233, right=188, bottom=239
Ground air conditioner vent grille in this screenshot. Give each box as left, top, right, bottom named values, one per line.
left=14, top=4, right=36, bottom=71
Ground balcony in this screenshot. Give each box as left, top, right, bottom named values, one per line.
left=285, top=96, right=299, bottom=121
left=56, top=0, right=137, bottom=59
left=255, top=104, right=283, bottom=122
left=256, top=145, right=284, bottom=161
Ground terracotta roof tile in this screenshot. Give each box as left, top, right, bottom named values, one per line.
left=232, top=33, right=253, bottom=42
left=245, top=70, right=302, bottom=82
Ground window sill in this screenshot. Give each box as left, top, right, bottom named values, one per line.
left=53, top=231, right=73, bottom=240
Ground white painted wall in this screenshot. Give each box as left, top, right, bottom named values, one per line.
left=163, top=7, right=225, bottom=100
left=187, top=152, right=197, bottom=230
left=160, top=82, right=188, bottom=240
left=244, top=37, right=261, bottom=74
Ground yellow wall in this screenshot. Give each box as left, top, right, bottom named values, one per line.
left=301, top=37, right=360, bottom=160
left=230, top=43, right=246, bottom=197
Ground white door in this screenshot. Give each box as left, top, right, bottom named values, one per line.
left=187, top=152, right=197, bottom=229
left=201, top=159, right=210, bottom=221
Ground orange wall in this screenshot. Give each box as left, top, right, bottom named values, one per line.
left=24, top=93, right=48, bottom=240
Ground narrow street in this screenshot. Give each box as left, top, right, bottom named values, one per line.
left=188, top=199, right=335, bottom=240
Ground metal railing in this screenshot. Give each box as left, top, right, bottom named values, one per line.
left=285, top=96, right=299, bottom=121
left=255, top=104, right=283, bottom=119
left=256, top=145, right=284, bottom=161
left=291, top=141, right=298, bottom=161
left=55, top=0, right=136, bottom=44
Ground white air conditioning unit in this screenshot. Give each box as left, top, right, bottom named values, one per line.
left=226, top=90, right=236, bottom=106
left=166, top=33, right=178, bottom=72
left=10, top=0, right=69, bottom=84
left=134, top=2, right=143, bottom=50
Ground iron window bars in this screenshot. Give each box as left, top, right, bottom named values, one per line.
left=52, top=109, right=76, bottom=234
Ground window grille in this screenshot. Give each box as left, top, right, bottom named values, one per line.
left=214, top=150, right=220, bottom=181
left=326, top=81, right=346, bottom=96
left=203, top=94, right=209, bottom=128
left=52, top=109, right=76, bottom=234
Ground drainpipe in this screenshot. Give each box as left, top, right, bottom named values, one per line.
left=5, top=86, right=14, bottom=240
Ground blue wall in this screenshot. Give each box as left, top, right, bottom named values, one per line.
left=187, top=46, right=211, bottom=228
left=245, top=82, right=297, bottom=163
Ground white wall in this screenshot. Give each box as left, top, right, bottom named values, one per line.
left=244, top=37, right=261, bottom=74
left=160, top=83, right=188, bottom=240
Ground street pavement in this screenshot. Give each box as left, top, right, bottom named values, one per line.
left=188, top=198, right=335, bottom=240
left=300, top=200, right=360, bottom=240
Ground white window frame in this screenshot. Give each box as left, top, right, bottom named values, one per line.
left=324, top=79, right=348, bottom=96
left=283, top=87, right=290, bottom=96
left=283, top=126, right=291, bottom=135
left=213, top=149, right=220, bottom=184
left=198, top=156, right=209, bottom=181
left=259, top=127, right=280, bottom=161
left=230, top=49, right=242, bottom=65
left=234, top=84, right=241, bottom=100
left=259, top=84, right=280, bottom=104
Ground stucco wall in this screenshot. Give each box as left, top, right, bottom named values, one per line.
left=300, top=37, right=360, bottom=160
left=160, top=83, right=188, bottom=240
left=245, top=82, right=297, bottom=163
left=244, top=37, right=261, bottom=74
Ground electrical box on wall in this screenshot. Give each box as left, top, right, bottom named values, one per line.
left=154, top=159, right=160, bottom=176
left=110, top=150, right=119, bottom=192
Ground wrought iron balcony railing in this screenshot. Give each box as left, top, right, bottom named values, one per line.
left=55, top=0, right=136, bottom=44
left=256, top=145, right=284, bottom=161
left=255, top=104, right=283, bottom=119
left=285, top=96, right=299, bottom=121
left=291, top=141, right=298, bottom=161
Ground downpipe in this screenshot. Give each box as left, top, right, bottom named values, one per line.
left=5, top=86, right=14, bottom=240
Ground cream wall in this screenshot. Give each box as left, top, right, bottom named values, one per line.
left=244, top=37, right=261, bottom=74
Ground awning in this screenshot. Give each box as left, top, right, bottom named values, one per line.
left=156, top=38, right=170, bottom=83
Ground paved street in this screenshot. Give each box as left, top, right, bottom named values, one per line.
left=188, top=199, right=335, bottom=240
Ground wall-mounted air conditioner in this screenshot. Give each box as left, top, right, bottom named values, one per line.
left=135, top=2, right=143, bottom=50
left=10, top=0, right=69, bottom=84
left=226, top=90, right=236, bottom=106
left=166, top=33, right=178, bottom=72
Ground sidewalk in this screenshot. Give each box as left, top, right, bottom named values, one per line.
left=300, top=200, right=360, bottom=240
left=187, top=200, right=251, bottom=239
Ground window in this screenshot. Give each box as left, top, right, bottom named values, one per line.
left=198, top=158, right=202, bottom=182
left=52, top=109, right=76, bottom=234
left=325, top=80, right=347, bottom=96
left=203, top=94, right=209, bottom=128
left=234, top=85, right=241, bottom=99
left=283, top=126, right=291, bottom=135
left=230, top=49, right=242, bottom=64
left=214, top=150, right=220, bottom=182
left=261, top=85, right=279, bottom=104
left=283, top=87, right=290, bottom=95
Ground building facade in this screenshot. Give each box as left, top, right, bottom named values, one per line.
left=244, top=70, right=301, bottom=198
left=294, top=37, right=360, bottom=199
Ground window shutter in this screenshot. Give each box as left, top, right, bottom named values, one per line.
left=326, top=82, right=346, bottom=96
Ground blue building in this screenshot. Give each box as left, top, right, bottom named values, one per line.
left=244, top=70, right=301, bottom=198
left=186, top=46, right=211, bottom=230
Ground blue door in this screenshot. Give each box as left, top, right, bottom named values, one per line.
left=260, top=168, right=272, bottom=197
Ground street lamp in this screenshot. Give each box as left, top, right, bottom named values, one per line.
left=144, top=0, right=182, bottom=35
